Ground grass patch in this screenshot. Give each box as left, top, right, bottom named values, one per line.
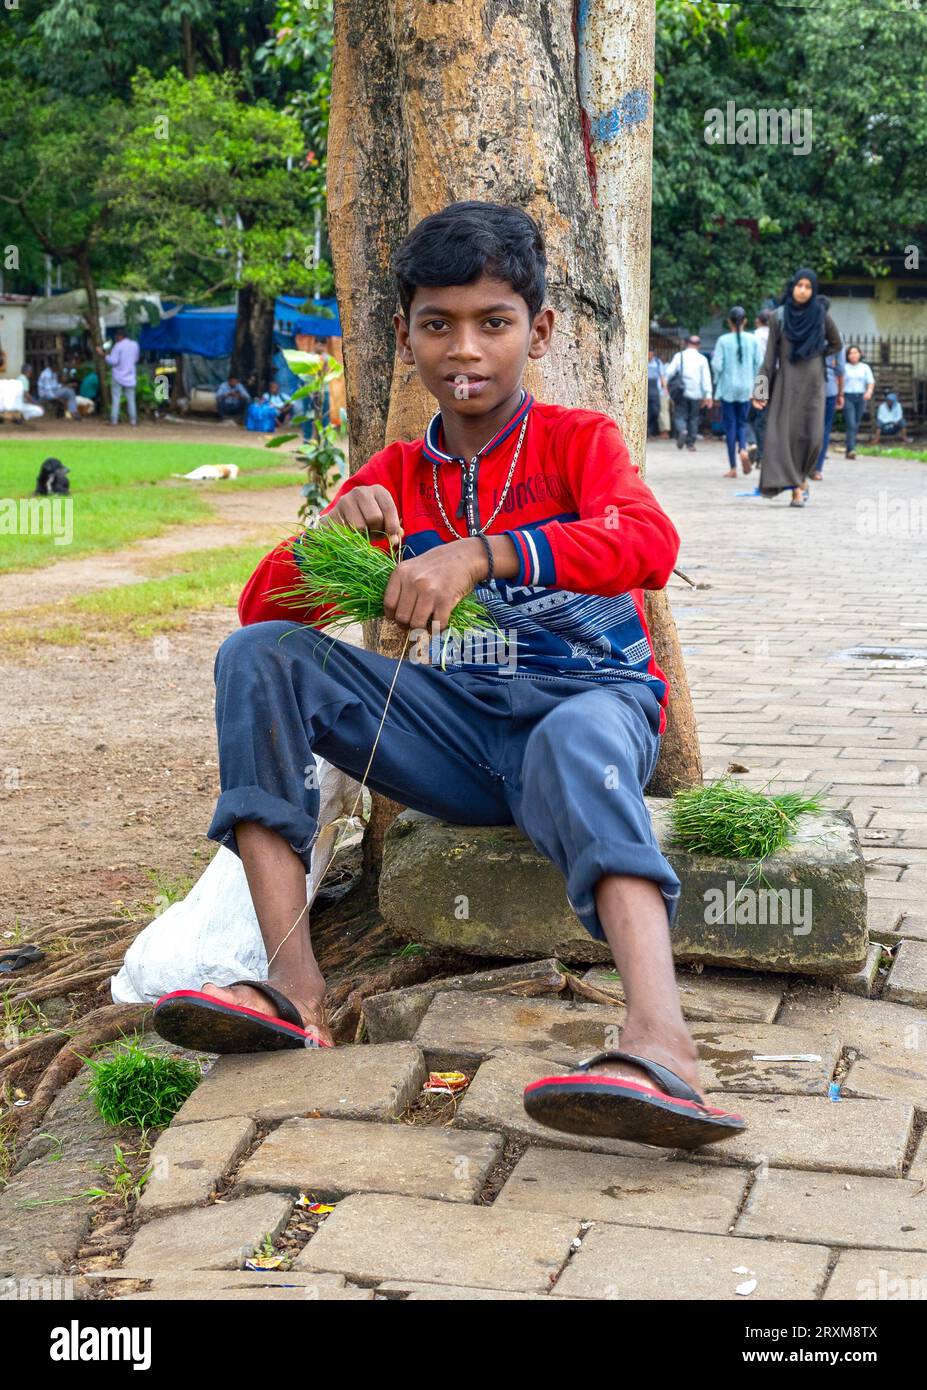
left=0, top=439, right=294, bottom=573
left=83, top=1039, right=201, bottom=1129
left=670, top=779, right=823, bottom=882
left=857, top=446, right=927, bottom=463
left=3, top=542, right=272, bottom=650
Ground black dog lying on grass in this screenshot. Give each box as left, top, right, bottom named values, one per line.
left=34, top=457, right=70, bottom=495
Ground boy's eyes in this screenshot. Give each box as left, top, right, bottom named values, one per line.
left=422, top=318, right=511, bottom=331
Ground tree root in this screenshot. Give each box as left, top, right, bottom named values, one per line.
left=11, top=1004, right=150, bottom=1143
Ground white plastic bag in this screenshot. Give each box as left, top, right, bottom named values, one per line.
left=111, top=757, right=362, bottom=1005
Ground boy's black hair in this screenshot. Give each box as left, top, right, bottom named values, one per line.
left=392, top=201, right=547, bottom=322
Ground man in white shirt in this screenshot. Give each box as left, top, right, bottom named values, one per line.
left=754, top=309, right=770, bottom=357
left=37, top=365, right=80, bottom=419
left=874, top=392, right=910, bottom=445
left=667, top=334, right=713, bottom=451
left=0, top=377, right=44, bottom=419
left=101, top=328, right=141, bottom=426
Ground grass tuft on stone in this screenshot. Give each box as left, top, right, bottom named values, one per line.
left=277, top=522, right=497, bottom=639
left=670, top=779, right=823, bottom=864
left=84, top=1039, right=201, bottom=1130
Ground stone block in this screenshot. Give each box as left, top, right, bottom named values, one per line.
left=119, top=1193, right=293, bottom=1274
left=379, top=807, right=868, bottom=975
left=689, top=1093, right=914, bottom=1177
left=236, top=1117, right=502, bottom=1203
left=170, top=1043, right=426, bottom=1126
left=736, top=1169, right=927, bottom=1250
left=884, top=939, right=927, bottom=1007
left=137, top=1117, right=256, bottom=1218
left=550, top=1224, right=829, bottom=1300
left=294, top=1192, right=579, bottom=1294
left=494, top=1147, right=748, bottom=1233
left=581, top=966, right=783, bottom=1023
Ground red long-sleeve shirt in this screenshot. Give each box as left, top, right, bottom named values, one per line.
left=239, top=395, right=680, bottom=725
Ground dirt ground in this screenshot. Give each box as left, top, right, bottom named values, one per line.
left=0, top=469, right=302, bottom=936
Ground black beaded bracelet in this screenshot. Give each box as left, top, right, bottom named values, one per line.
left=475, top=532, right=494, bottom=585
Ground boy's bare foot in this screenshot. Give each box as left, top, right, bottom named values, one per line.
left=581, top=1028, right=704, bottom=1101
left=201, top=978, right=333, bottom=1046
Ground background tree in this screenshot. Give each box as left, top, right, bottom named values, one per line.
left=109, top=71, right=316, bottom=389
left=651, top=0, right=927, bottom=326
left=0, top=89, right=132, bottom=411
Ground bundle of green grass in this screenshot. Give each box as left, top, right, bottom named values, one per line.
left=276, top=523, right=496, bottom=637
left=671, top=780, right=822, bottom=864
left=84, top=1039, right=201, bottom=1130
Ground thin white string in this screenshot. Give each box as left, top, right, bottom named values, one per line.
left=266, top=625, right=412, bottom=970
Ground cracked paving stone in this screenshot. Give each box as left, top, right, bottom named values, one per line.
left=736, top=1169, right=927, bottom=1250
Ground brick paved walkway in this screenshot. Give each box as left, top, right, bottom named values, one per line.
left=101, top=439, right=927, bottom=1303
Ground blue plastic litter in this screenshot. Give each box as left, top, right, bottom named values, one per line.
left=827, top=1082, right=841, bottom=1102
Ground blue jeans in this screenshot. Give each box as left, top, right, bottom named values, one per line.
left=816, top=395, right=838, bottom=473
left=721, top=399, right=750, bottom=469
left=207, top=622, right=681, bottom=941
left=843, top=393, right=866, bottom=452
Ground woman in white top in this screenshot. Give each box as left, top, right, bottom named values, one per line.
left=841, top=345, right=874, bottom=458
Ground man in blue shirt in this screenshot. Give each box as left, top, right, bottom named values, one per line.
left=814, top=347, right=845, bottom=479
left=215, top=375, right=251, bottom=421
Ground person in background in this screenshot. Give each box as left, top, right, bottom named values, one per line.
left=753, top=308, right=771, bottom=358
left=646, top=350, right=666, bottom=437
left=262, top=380, right=294, bottom=427
left=78, top=364, right=100, bottom=412
left=37, top=363, right=80, bottom=420
left=752, top=268, right=842, bottom=508
left=813, top=346, right=846, bottom=479
left=667, top=333, right=713, bottom=452
left=712, top=306, right=763, bottom=478
left=216, top=374, right=251, bottom=421
left=873, top=392, right=910, bottom=446
left=841, top=344, right=874, bottom=459
left=18, top=363, right=39, bottom=405
left=100, top=327, right=141, bottom=426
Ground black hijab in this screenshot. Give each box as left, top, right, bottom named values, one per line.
left=781, top=268, right=827, bottom=363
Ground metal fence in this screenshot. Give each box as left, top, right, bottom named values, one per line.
left=846, top=335, right=927, bottom=426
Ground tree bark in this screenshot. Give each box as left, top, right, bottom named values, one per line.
left=230, top=283, right=275, bottom=394
left=327, top=0, right=703, bottom=875
left=75, top=251, right=111, bottom=416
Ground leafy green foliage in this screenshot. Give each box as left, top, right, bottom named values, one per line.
left=84, top=1040, right=201, bottom=1130
left=653, top=0, right=927, bottom=325
left=670, top=779, right=823, bottom=863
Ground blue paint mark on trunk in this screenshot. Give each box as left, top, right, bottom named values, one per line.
left=591, top=88, right=650, bottom=143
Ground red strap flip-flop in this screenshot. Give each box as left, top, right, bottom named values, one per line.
left=523, top=1049, right=745, bottom=1150
left=153, top=980, right=332, bottom=1054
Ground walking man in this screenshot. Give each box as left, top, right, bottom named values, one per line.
left=667, top=335, right=712, bottom=451
left=102, top=327, right=140, bottom=426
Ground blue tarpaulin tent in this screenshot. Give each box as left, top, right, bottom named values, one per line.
left=139, top=297, right=341, bottom=358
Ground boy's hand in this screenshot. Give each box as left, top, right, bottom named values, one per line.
left=321, top=484, right=402, bottom=547
left=383, top=539, right=484, bottom=633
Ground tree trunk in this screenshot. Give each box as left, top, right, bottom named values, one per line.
left=181, top=15, right=197, bottom=79
left=578, top=0, right=702, bottom=793
left=328, top=0, right=703, bottom=876
left=75, top=251, right=110, bottom=415
left=230, top=283, right=275, bottom=394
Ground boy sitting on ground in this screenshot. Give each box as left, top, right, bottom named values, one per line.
left=153, top=202, right=744, bottom=1149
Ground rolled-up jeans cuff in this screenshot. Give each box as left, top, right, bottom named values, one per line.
left=207, top=786, right=318, bottom=871
left=566, top=840, right=682, bottom=942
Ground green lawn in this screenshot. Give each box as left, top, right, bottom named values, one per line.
left=857, top=445, right=927, bottom=463
left=0, top=439, right=303, bottom=573
left=2, top=542, right=274, bottom=649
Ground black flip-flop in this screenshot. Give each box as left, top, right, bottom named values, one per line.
left=153, top=981, right=331, bottom=1054
left=523, top=1049, right=746, bottom=1150
left=0, top=944, right=44, bottom=974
